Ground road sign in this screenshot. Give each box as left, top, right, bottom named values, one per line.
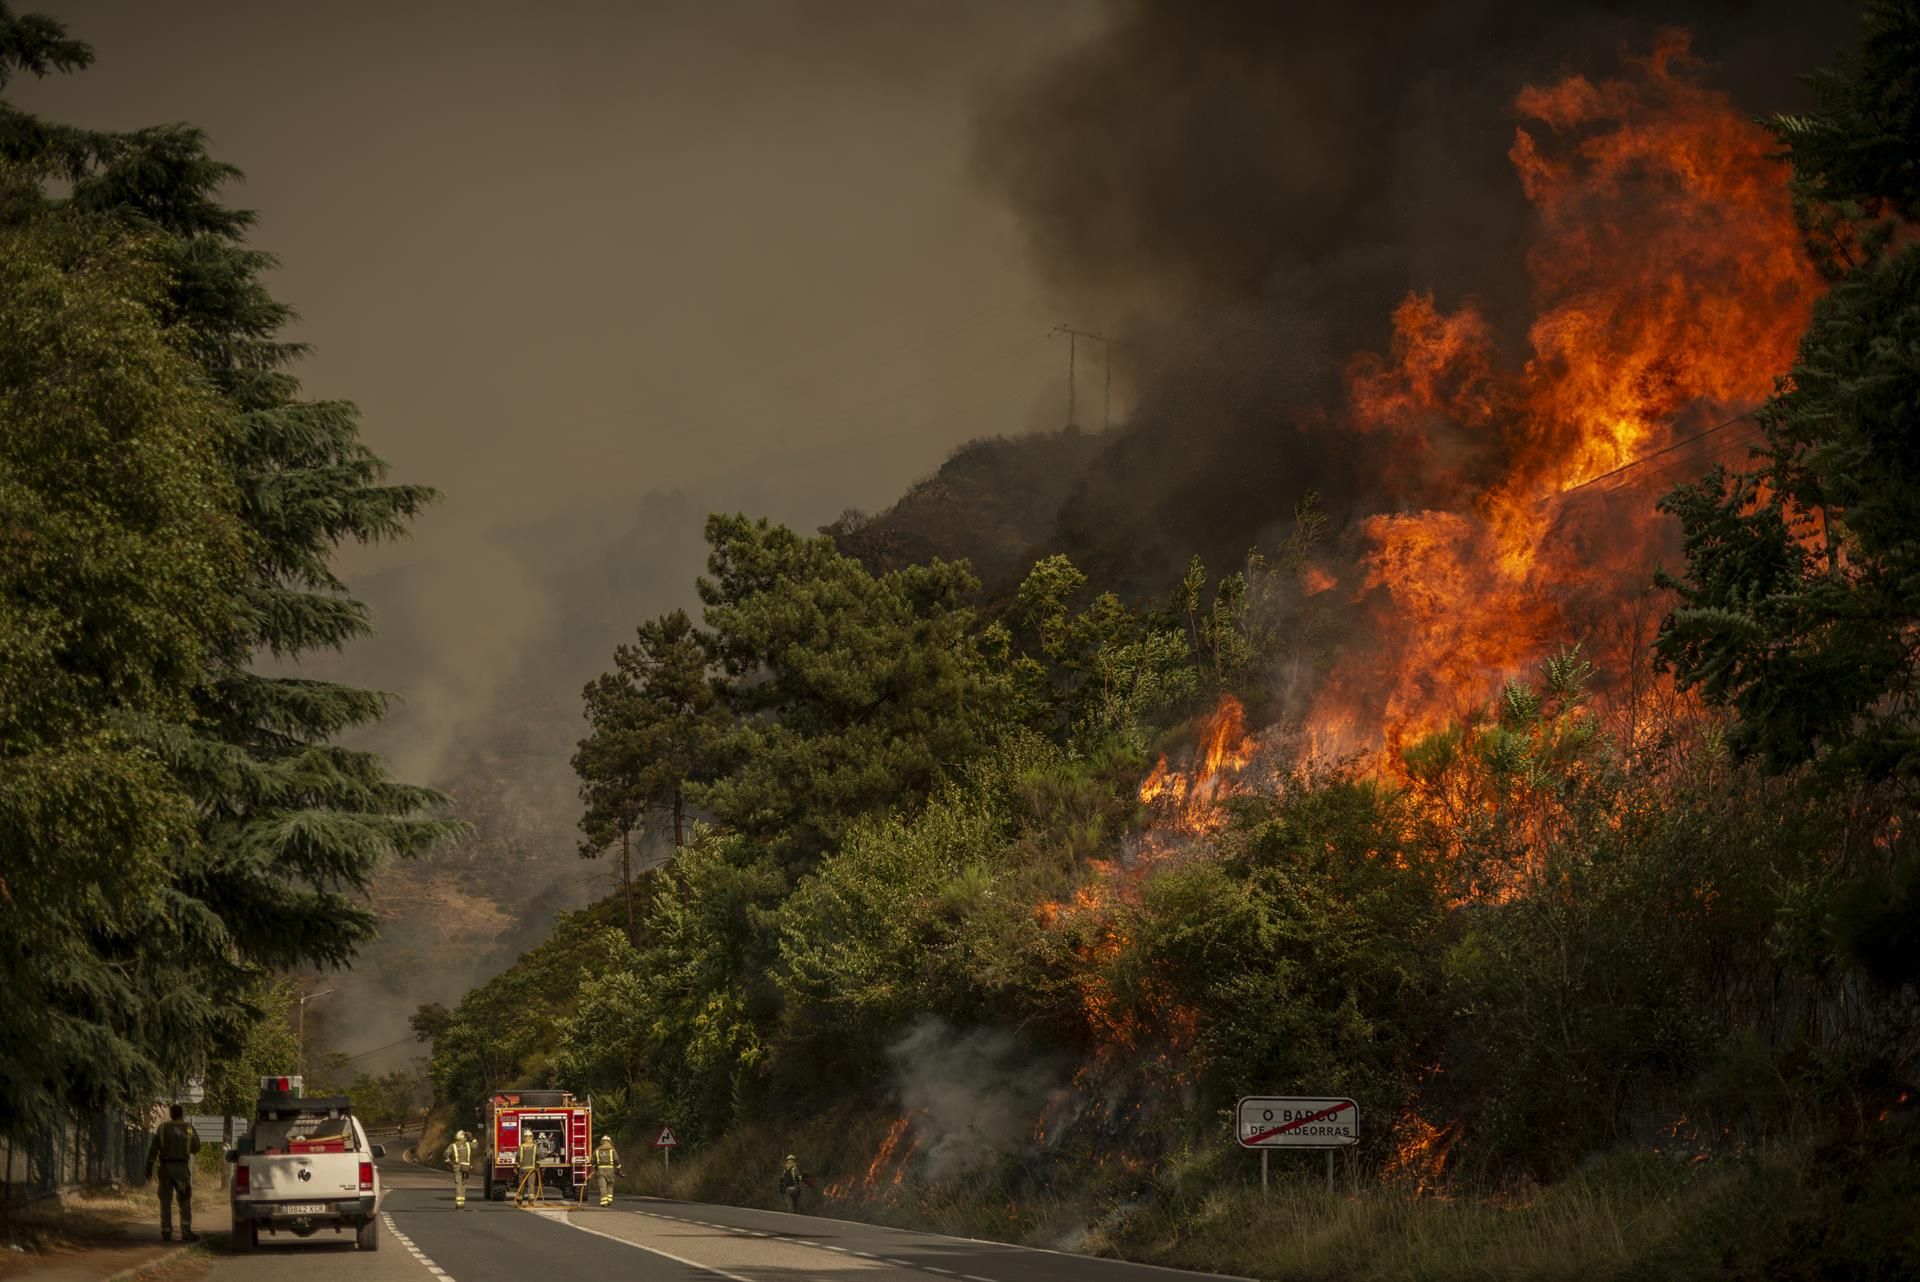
left=654, top=1125, right=678, bottom=1148
left=1236, top=1096, right=1359, bottom=1148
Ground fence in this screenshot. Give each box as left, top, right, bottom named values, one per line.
left=0, top=1109, right=150, bottom=1207
left=1, top=1110, right=424, bottom=1207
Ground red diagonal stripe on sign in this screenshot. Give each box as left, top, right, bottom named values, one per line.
left=1244, top=1102, right=1351, bottom=1145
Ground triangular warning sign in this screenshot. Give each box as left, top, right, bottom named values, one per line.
left=654, top=1125, right=678, bottom=1148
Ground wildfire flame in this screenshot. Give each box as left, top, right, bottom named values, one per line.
left=1384, top=1112, right=1459, bottom=1196
left=864, top=1115, right=911, bottom=1188
left=1138, top=695, right=1258, bottom=835
left=1041, top=36, right=1825, bottom=1194
left=1317, top=33, right=1822, bottom=761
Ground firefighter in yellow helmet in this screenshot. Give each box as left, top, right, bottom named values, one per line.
left=514, top=1130, right=542, bottom=1205
left=779, top=1153, right=808, bottom=1213
left=591, top=1134, right=621, bottom=1207
left=444, top=1129, right=476, bottom=1208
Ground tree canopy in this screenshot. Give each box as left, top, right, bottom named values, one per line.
left=0, top=3, right=454, bottom=1134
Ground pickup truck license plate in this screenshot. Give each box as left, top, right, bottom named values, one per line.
left=280, top=1203, right=327, bottom=1214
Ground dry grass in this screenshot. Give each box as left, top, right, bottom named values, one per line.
left=1092, top=1149, right=1812, bottom=1282
left=0, top=1188, right=152, bottom=1255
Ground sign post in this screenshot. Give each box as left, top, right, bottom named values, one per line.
left=1236, top=1096, right=1358, bottom=1194
left=655, top=1124, right=678, bottom=1181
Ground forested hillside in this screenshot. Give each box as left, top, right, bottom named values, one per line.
left=420, top=9, right=1920, bottom=1279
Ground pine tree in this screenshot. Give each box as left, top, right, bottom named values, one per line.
left=693, top=515, right=1008, bottom=870
left=573, top=609, right=730, bottom=939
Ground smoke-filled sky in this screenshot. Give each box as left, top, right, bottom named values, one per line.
left=8, top=0, right=1865, bottom=1069
left=8, top=0, right=1108, bottom=1070
left=11, top=0, right=1099, bottom=576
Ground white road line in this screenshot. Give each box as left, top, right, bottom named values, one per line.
left=537, top=1211, right=759, bottom=1282
left=629, top=1207, right=995, bottom=1281
left=382, top=1212, right=455, bottom=1282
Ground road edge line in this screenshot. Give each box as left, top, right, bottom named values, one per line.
left=383, top=1210, right=456, bottom=1281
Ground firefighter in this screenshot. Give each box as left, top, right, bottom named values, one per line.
left=514, top=1130, right=542, bottom=1205
left=144, top=1104, right=200, bottom=1242
left=778, top=1154, right=807, bottom=1213
left=591, top=1134, right=621, bottom=1207
left=444, top=1130, right=476, bottom=1208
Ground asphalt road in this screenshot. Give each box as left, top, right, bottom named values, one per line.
left=197, top=1154, right=1236, bottom=1282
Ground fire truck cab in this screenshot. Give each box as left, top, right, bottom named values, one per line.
left=482, top=1089, right=591, bottom=1202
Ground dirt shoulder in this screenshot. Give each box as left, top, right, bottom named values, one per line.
left=1, top=1182, right=229, bottom=1282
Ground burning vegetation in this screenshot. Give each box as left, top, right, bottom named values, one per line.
left=959, top=33, right=1848, bottom=1203
left=436, top=10, right=1914, bottom=1274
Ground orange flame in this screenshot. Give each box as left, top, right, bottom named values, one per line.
left=1314, top=34, right=1822, bottom=762
left=1138, top=695, right=1258, bottom=834
left=863, top=1116, right=910, bottom=1190
left=1384, top=1112, right=1459, bottom=1196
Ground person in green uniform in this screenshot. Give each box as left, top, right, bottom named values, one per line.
left=144, top=1105, right=200, bottom=1242
left=591, top=1135, right=620, bottom=1207
left=514, top=1131, right=541, bottom=1204
left=444, top=1130, right=475, bottom=1207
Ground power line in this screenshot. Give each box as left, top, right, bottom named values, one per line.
left=1562, top=411, right=1758, bottom=494
left=336, top=1036, right=417, bottom=1063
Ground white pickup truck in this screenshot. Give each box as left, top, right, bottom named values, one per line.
left=228, top=1078, right=385, bottom=1251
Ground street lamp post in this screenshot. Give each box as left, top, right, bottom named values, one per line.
left=297, top=987, right=335, bottom=1078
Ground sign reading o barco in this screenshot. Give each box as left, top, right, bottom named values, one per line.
left=1236, top=1096, right=1359, bottom=1147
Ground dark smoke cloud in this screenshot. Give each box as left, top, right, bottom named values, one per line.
left=972, top=0, right=1859, bottom=592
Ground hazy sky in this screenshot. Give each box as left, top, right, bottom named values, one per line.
left=12, top=0, right=1097, bottom=573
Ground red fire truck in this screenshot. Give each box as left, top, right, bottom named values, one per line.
left=481, top=1088, right=592, bottom=1202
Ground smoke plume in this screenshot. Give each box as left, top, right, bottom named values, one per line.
left=888, top=1018, right=1063, bottom=1182
left=971, top=0, right=1857, bottom=593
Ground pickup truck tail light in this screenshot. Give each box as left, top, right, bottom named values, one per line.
left=235, top=1164, right=250, bottom=1195
left=358, top=1161, right=374, bottom=1191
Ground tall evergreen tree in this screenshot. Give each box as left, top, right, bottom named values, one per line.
left=574, top=608, right=730, bottom=939
left=0, top=4, right=456, bottom=1126
left=0, top=197, right=246, bottom=1131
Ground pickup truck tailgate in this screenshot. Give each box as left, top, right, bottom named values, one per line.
left=246, top=1155, right=363, bottom=1198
